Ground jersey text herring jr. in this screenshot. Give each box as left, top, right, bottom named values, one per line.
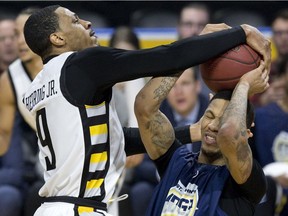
left=23, top=79, right=57, bottom=111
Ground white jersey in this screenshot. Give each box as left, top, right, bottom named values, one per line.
left=23, top=52, right=126, bottom=211
left=8, top=59, right=36, bottom=130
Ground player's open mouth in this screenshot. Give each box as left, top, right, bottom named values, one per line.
left=90, top=30, right=96, bottom=37
left=204, top=133, right=216, bottom=145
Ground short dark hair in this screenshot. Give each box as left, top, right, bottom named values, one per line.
left=109, top=26, right=140, bottom=50
left=211, top=90, right=254, bottom=129
left=24, top=5, right=60, bottom=58
left=19, top=6, right=40, bottom=16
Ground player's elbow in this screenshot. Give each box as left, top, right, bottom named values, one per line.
left=218, top=122, right=243, bottom=144
left=134, top=91, right=157, bottom=118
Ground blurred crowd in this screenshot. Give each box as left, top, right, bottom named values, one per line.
left=0, top=2, right=287, bottom=216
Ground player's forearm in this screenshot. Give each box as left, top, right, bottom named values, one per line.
left=139, top=75, right=182, bottom=112
left=218, top=82, right=253, bottom=184
left=70, top=27, right=245, bottom=89
left=135, top=76, right=181, bottom=159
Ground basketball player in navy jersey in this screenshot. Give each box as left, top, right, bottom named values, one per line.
left=134, top=61, right=269, bottom=215
left=17, top=5, right=270, bottom=216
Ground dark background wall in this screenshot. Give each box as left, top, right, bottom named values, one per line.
left=1, top=1, right=287, bottom=27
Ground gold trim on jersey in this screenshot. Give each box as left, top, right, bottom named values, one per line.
left=89, top=152, right=108, bottom=172
left=79, top=101, right=112, bottom=200
left=89, top=124, right=108, bottom=145
left=78, top=206, right=94, bottom=214
left=85, top=179, right=105, bottom=197
left=85, top=102, right=106, bottom=117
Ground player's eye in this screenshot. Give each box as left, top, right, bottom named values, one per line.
left=204, top=111, right=214, bottom=119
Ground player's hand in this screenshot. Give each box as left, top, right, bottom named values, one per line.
left=240, top=61, right=269, bottom=96
left=189, top=118, right=202, bottom=142
left=240, top=24, right=271, bottom=73
left=199, top=23, right=231, bottom=35
left=125, top=154, right=144, bottom=168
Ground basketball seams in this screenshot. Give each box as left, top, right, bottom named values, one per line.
left=200, top=44, right=261, bottom=92
left=242, top=45, right=260, bottom=67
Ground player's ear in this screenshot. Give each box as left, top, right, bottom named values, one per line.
left=50, top=32, right=65, bottom=46
left=209, top=93, right=214, bottom=101
left=247, top=121, right=255, bottom=138
left=247, top=129, right=253, bottom=138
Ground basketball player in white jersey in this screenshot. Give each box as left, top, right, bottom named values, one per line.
left=0, top=8, right=44, bottom=215
left=0, top=7, right=42, bottom=154
left=20, top=5, right=270, bottom=216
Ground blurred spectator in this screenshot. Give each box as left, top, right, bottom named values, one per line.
left=251, top=55, right=288, bottom=216
left=109, top=26, right=146, bottom=127
left=177, top=2, right=210, bottom=39
left=0, top=7, right=43, bottom=216
left=109, top=26, right=154, bottom=216
left=0, top=19, right=18, bottom=75
left=177, top=2, right=211, bottom=100
left=15, top=8, right=44, bottom=216
left=160, top=67, right=209, bottom=153
left=252, top=9, right=288, bottom=107
left=0, top=113, right=25, bottom=216
left=272, top=9, right=288, bottom=69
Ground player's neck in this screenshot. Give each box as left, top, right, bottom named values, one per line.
left=25, top=59, right=43, bottom=79
left=198, top=152, right=225, bottom=166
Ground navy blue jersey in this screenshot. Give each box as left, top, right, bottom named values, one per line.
left=147, top=145, right=229, bottom=216
left=147, top=143, right=266, bottom=216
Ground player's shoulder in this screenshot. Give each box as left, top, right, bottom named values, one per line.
left=0, top=70, right=14, bottom=104
left=0, top=70, right=12, bottom=90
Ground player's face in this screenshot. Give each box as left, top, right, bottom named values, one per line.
left=16, top=14, right=39, bottom=63
left=55, top=7, right=98, bottom=51
left=272, top=18, right=288, bottom=56
left=0, top=20, right=18, bottom=64
left=167, top=68, right=200, bottom=117
left=200, top=98, right=229, bottom=159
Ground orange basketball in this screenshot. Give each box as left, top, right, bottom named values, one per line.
left=200, top=44, right=261, bottom=92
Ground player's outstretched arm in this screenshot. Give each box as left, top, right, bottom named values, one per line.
left=134, top=73, right=182, bottom=160
left=217, top=62, right=269, bottom=184
left=0, top=72, right=16, bottom=155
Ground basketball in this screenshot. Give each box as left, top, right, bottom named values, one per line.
left=200, top=44, right=261, bottom=92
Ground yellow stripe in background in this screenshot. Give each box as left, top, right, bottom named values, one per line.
left=86, top=179, right=104, bottom=189
left=90, top=152, right=107, bottom=164
left=89, top=124, right=107, bottom=136
left=78, top=206, right=94, bottom=214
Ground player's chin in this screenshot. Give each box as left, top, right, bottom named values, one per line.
left=90, top=37, right=99, bottom=46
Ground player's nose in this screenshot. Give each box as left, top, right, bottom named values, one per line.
left=80, top=19, right=92, bottom=29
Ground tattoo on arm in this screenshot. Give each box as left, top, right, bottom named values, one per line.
left=146, top=113, right=175, bottom=149
left=220, top=84, right=252, bottom=181
left=153, top=77, right=179, bottom=104
left=148, top=76, right=179, bottom=149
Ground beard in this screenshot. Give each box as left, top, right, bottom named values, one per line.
left=201, top=148, right=223, bottom=164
